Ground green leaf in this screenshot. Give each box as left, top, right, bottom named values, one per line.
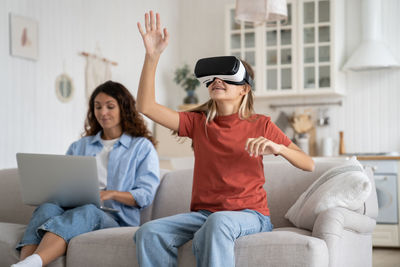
left=173, top=64, right=200, bottom=92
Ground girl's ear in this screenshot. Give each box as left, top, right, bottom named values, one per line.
left=241, top=85, right=251, bottom=95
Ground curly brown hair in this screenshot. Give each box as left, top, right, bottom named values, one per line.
left=84, top=80, right=157, bottom=147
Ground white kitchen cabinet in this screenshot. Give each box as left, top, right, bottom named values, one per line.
left=225, top=0, right=346, bottom=98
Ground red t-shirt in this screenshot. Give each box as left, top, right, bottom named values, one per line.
left=178, top=112, right=292, bottom=215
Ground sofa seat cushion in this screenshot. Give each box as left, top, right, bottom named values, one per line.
left=0, top=222, right=26, bottom=266
left=0, top=222, right=65, bottom=267
left=178, top=230, right=328, bottom=267
left=67, top=226, right=139, bottom=267
left=273, top=226, right=312, bottom=236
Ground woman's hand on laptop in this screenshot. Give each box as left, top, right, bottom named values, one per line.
left=100, top=190, right=116, bottom=201
left=100, top=190, right=137, bottom=207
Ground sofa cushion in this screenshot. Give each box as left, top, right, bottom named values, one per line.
left=0, top=169, right=35, bottom=224
left=66, top=226, right=326, bottom=267
left=151, top=169, right=193, bottom=220
left=0, top=222, right=65, bottom=267
left=285, top=157, right=371, bottom=230
left=67, top=225, right=327, bottom=267
left=0, top=222, right=26, bottom=266
left=178, top=229, right=328, bottom=267
left=66, top=227, right=139, bottom=267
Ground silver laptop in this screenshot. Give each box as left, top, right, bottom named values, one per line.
left=16, top=153, right=118, bottom=213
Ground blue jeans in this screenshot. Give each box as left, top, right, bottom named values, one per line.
left=134, top=209, right=273, bottom=267
left=17, top=203, right=119, bottom=250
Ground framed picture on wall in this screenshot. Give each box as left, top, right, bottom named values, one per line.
left=9, top=13, right=38, bottom=60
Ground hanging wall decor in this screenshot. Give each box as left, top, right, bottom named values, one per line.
left=80, top=46, right=117, bottom=100
left=9, top=13, right=38, bottom=60
left=55, top=73, right=74, bottom=103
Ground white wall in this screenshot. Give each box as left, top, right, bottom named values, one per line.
left=342, top=0, right=400, bottom=154
left=179, top=0, right=400, bottom=155
left=1, top=0, right=181, bottom=168
left=179, top=0, right=234, bottom=102
left=2, top=0, right=400, bottom=169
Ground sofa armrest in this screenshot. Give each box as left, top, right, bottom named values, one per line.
left=0, top=169, right=35, bottom=224
left=312, top=207, right=376, bottom=267
left=313, top=207, right=376, bottom=236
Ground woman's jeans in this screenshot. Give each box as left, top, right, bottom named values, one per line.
left=134, top=209, right=273, bottom=267
left=16, top=203, right=119, bottom=250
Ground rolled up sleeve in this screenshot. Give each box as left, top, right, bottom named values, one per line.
left=129, top=144, right=160, bottom=209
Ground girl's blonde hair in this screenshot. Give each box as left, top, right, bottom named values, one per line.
left=173, top=59, right=256, bottom=142
left=187, top=59, right=255, bottom=124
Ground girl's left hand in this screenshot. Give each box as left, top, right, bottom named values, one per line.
left=245, top=137, right=283, bottom=157
left=137, top=11, right=169, bottom=56
left=100, top=190, right=116, bottom=201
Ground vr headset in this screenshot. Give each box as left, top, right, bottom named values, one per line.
left=194, top=56, right=254, bottom=88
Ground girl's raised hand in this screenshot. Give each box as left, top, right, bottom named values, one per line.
left=137, top=11, right=169, bottom=56
left=245, top=137, right=283, bottom=157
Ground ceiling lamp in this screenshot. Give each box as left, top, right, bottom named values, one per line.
left=235, top=0, right=288, bottom=26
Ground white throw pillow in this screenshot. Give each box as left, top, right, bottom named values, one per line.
left=284, top=157, right=372, bottom=230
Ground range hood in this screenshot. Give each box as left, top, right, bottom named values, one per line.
left=343, top=0, right=400, bottom=71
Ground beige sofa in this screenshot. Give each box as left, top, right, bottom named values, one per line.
left=0, top=159, right=377, bottom=267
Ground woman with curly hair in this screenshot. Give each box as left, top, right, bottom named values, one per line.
left=13, top=81, right=160, bottom=267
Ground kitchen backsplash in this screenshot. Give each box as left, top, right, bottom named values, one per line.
left=254, top=68, right=400, bottom=155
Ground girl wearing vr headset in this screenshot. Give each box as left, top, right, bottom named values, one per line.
left=135, top=11, right=314, bottom=267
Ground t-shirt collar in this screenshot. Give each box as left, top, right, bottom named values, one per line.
left=214, top=112, right=240, bottom=122
left=91, top=131, right=130, bottom=149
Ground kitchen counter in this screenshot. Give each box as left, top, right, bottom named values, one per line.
left=356, top=156, right=400, bottom=160
left=340, top=152, right=400, bottom=161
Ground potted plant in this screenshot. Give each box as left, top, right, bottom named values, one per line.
left=174, top=64, right=200, bottom=104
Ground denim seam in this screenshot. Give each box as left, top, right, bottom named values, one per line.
left=18, top=234, right=41, bottom=245
left=15, top=241, right=40, bottom=250
left=192, top=238, right=200, bottom=256
left=168, top=235, right=182, bottom=250
left=213, top=213, right=236, bottom=237
left=17, top=240, right=40, bottom=246
left=166, top=236, right=181, bottom=267
left=239, top=209, right=272, bottom=235
left=239, top=223, right=259, bottom=237
left=248, top=210, right=273, bottom=232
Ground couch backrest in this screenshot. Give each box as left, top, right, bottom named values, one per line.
left=0, top=169, right=35, bottom=224
left=148, top=159, right=378, bottom=228
left=147, top=168, right=194, bottom=222
left=2, top=159, right=377, bottom=229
